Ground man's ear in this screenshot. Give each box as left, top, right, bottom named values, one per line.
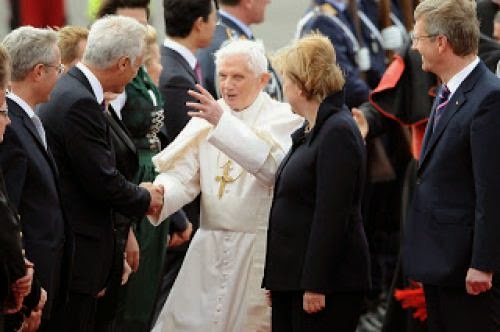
left=116, top=57, right=128, bottom=72
left=437, top=35, right=448, bottom=54
left=242, top=0, right=254, bottom=11
left=193, top=17, right=204, bottom=33
left=31, top=63, right=45, bottom=82
left=259, top=72, right=271, bottom=87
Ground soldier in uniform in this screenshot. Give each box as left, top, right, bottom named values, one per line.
left=196, top=0, right=283, bottom=101
left=296, top=0, right=371, bottom=108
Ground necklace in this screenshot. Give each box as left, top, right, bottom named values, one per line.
left=214, top=159, right=243, bottom=198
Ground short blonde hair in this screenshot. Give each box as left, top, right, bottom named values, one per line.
left=273, top=33, right=345, bottom=103
left=57, top=26, right=89, bottom=65
left=144, top=24, right=158, bottom=68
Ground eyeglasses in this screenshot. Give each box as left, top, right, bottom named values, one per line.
left=0, top=108, right=8, bottom=118
left=409, top=32, right=438, bottom=43
left=44, top=63, right=65, bottom=75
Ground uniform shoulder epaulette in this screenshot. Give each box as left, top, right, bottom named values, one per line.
left=319, top=3, right=338, bottom=16
left=224, top=27, right=246, bottom=40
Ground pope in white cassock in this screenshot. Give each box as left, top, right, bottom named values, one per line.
left=150, top=39, right=302, bottom=331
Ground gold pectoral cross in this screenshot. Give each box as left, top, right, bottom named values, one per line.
left=215, top=160, right=237, bottom=199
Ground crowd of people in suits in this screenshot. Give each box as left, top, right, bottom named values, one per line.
left=1, top=0, right=500, bottom=331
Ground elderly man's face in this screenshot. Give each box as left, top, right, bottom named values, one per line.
left=218, top=54, right=269, bottom=111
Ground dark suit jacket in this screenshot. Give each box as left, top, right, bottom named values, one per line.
left=159, top=46, right=199, bottom=144
left=196, top=12, right=283, bottom=101
left=0, top=99, right=72, bottom=316
left=403, top=62, right=500, bottom=286
left=159, top=46, right=200, bottom=236
left=263, top=91, right=370, bottom=293
left=105, top=106, right=139, bottom=251
left=37, top=67, right=150, bottom=295
left=0, top=169, right=24, bottom=311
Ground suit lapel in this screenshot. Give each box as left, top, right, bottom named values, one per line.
left=106, top=106, right=137, bottom=155
left=419, top=62, right=485, bottom=169
left=8, top=100, right=59, bottom=176
left=68, top=66, right=94, bottom=96
left=162, top=47, right=197, bottom=82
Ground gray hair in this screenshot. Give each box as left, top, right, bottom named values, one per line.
left=414, top=0, right=479, bottom=56
left=215, top=39, right=268, bottom=76
left=2, top=26, right=58, bottom=82
left=83, top=15, right=146, bottom=70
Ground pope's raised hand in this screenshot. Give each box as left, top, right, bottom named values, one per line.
left=186, top=84, right=224, bottom=125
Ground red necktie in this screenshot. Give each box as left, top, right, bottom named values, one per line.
left=194, top=62, right=203, bottom=85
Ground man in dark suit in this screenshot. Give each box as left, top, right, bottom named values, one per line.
left=0, top=27, right=69, bottom=331
left=403, top=0, right=500, bottom=330
left=148, top=0, right=215, bottom=326
left=0, top=44, right=30, bottom=332
left=37, top=16, right=163, bottom=331
left=197, top=0, right=283, bottom=101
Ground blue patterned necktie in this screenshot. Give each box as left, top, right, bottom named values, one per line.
left=433, top=84, right=450, bottom=131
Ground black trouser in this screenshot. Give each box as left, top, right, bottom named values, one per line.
left=424, top=283, right=500, bottom=332
left=271, top=290, right=365, bottom=332
left=59, top=292, right=98, bottom=332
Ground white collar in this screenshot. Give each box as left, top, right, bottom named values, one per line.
left=219, top=92, right=266, bottom=123
left=6, top=92, right=36, bottom=118
left=76, top=62, right=104, bottom=104
left=445, top=57, right=480, bottom=98
left=109, top=92, right=127, bottom=119
left=163, top=38, right=197, bottom=70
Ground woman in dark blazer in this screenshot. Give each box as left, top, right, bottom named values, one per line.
left=262, top=33, right=371, bottom=332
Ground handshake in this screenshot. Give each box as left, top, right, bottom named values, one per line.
left=140, top=182, right=164, bottom=217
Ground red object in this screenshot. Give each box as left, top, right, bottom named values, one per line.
left=394, top=284, right=428, bottom=321
left=368, top=54, right=434, bottom=160
left=18, top=0, right=65, bottom=28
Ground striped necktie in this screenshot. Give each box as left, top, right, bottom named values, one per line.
left=433, top=84, right=450, bottom=131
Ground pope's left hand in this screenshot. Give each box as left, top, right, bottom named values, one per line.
left=186, top=84, right=223, bottom=125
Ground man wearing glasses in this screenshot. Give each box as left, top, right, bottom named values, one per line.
left=403, top=0, right=500, bottom=330
left=0, top=26, right=70, bottom=331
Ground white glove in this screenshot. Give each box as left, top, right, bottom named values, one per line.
left=381, top=25, right=404, bottom=50
left=356, top=47, right=371, bottom=71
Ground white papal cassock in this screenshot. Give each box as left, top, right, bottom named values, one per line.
left=150, top=92, right=302, bottom=332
